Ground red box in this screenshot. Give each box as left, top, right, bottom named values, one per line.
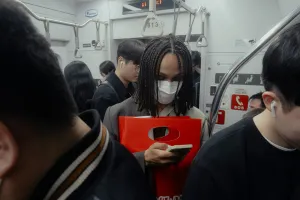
left=231, top=94, right=249, bottom=111
left=119, top=116, right=202, bottom=199
left=216, top=110, right=225, bottom=125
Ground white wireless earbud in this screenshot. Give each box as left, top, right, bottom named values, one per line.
left=271, top=100, right=276, bottom=118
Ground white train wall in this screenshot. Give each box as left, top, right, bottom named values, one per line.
left=21, top=0, right=76, bottom=70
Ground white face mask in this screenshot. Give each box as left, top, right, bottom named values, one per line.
left=157, top=80, right=182, bottom=105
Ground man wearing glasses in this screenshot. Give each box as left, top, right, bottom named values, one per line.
left=93, top=39, right=145, bottom=120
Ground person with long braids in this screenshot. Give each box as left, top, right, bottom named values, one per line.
left=104, top=35, right=209, bottom=169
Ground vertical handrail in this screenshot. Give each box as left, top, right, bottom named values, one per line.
left=209, top=6, right=300, bottom=135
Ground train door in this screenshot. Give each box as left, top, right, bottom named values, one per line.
left=203, top=53, right=265, bottom=134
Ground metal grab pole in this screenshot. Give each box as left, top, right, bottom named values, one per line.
left=15, top=0, right=107, bottom=27
left=149, top=0, right=156, bottom=13
left=209, top=5, right=300, bottom=135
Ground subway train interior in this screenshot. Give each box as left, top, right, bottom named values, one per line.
left=18, top=0, right=299, bottom=133
left=20, top=0, right=300, bottom=130
left=2, top=0, right=300, bottom=200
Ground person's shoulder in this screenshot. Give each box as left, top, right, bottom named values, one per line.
left=95, top=138, right=155, bottom=199
left=93, top=83, right=114, bottom=98
left=80, top=138, right=155, bottom=200
left=107, top=97, right=137, bottom=116
left=194, top=118, right=253, bottom=168
left=186, top=107, right=207, bottom=120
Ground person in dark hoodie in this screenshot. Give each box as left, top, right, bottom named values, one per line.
left=0, top=1, right=155, bottom=200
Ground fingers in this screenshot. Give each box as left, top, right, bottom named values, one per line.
left=155, top=149, right=174, bottom=159
left=150, top=142, right=169, bottom=150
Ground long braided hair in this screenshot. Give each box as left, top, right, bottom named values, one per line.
left=135, top=34, right=194, bottom=116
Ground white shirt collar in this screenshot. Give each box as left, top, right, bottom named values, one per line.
left=262, top=135, right=297, bottom=152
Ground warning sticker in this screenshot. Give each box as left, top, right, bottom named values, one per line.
left=216, top=110, right=225, bottom=125
left=231, top=94, right=249, bottom=111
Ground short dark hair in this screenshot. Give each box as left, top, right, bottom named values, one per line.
left=99, top=60, right=115, bottom=75
left=117, top=39, right=145, bottom=64
left=0, top=0, right=77, bottom=129
left=262, top=23, right=300, bottom=110
left=64, top=61, right=96, bottom=113
left=249, top=92, right=266, bottom=108
left=136, top=35, right=193, bottom=116
left=191, top=51, right=201, bottom=67
left=243, top=108, right=265, bottom=119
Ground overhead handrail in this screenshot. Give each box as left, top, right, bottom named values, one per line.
left=16, top=0, right=107, bottom=27
left=208, top=5, right=300, bottom=136
left=172, top=0, right=198, bottom=36
left=43, top=19, right=50, bottom=43
left=172, top=0, right=208, bottom=50
left=196, top=10, right=209, bottom=47
left=172, top=1, right=181, bottom=36
left=184, top=6, right=202, bottom=52
left=73, top=26, right=82, bottom=59
left=15, top=0, right=108, bottom=57
left=95, top=21, right=103, bottom=50
left=141, top=0, right=164, bottom=37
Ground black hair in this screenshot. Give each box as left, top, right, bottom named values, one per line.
left=262, top=23, right=300, bottom=110
left=0, top=0, right=77, bottom=129
left=249, top=92, right=266, bottom=108
left=117, top=39, right=145, bottom=64
left=136, top=35, right=193, bottom=116
left=99, top=60, right=115, bottom=75
left=191, top=51, right=201, bottom=67
left=64, top=61, right=96, bottom=113
left=243, top=108, right=265, bottom=119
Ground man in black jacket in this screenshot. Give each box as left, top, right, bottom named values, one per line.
left=0, top=1, right=155, bottom=200
left=93, top=40, right=145, bottom=120
left=183, top=24, right=300, bottom=200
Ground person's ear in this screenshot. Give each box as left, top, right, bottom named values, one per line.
left=0, top=122, right=18, bottom=178
left=117, top=57, right=125, bottom=68
left=262, top=91, right=277, bottom=114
